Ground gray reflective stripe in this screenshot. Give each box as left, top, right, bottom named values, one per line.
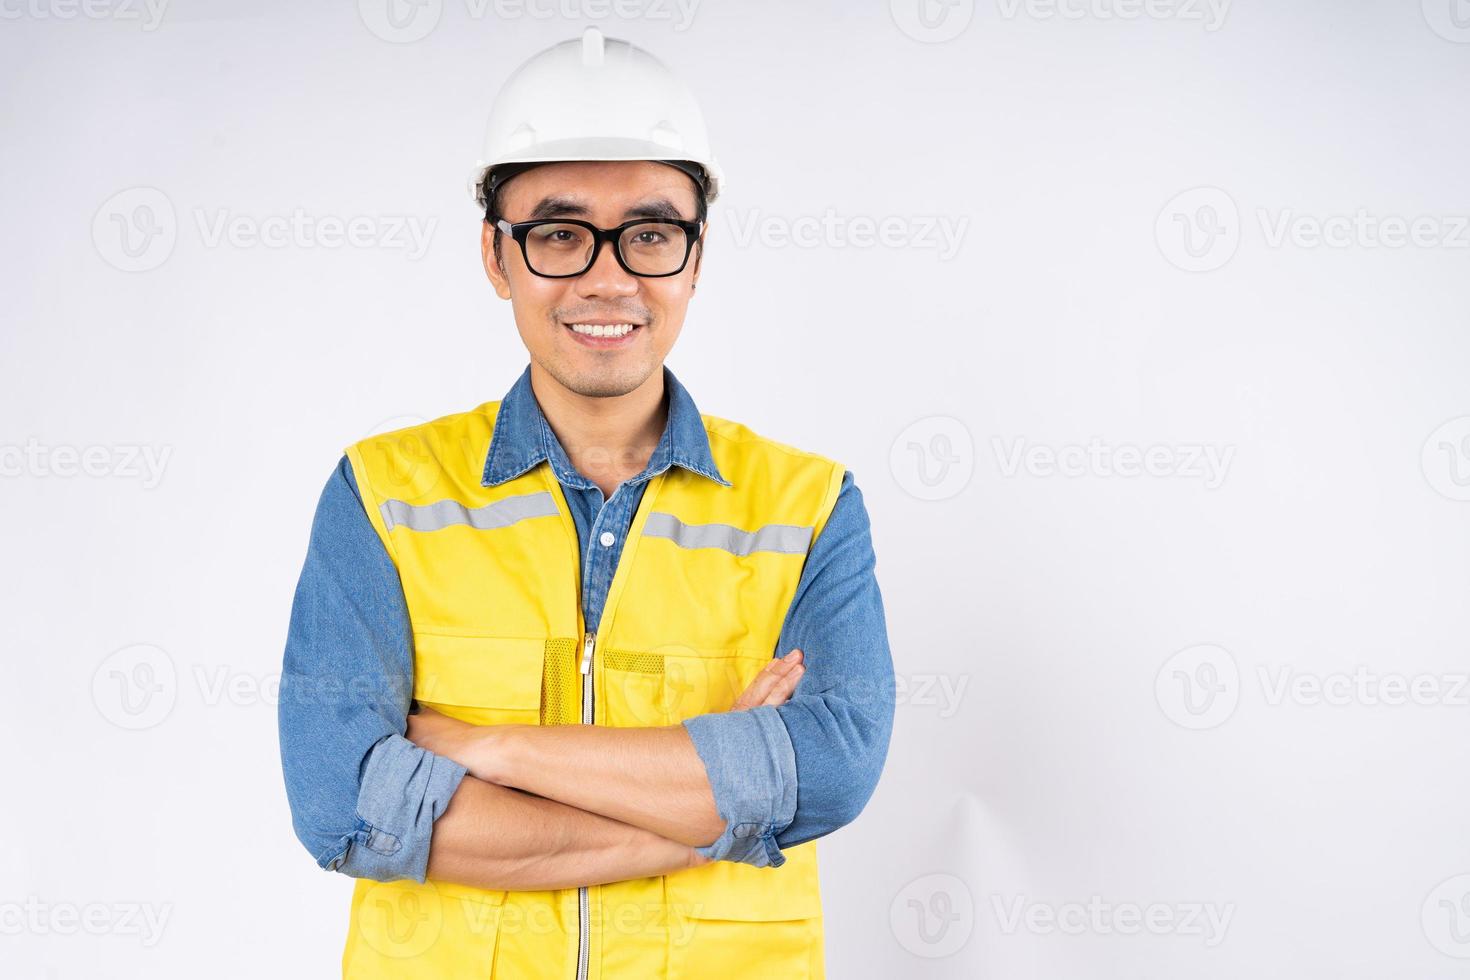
left=642, top=511, right=813, bottom=556
left=380, top=491, right=559, bottom=532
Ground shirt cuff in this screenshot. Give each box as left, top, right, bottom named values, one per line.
left=330, top=734, right=468, bottom=883
left=681, top=705, right=798, bottom=867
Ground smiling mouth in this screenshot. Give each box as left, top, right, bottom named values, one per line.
left=565, top=321, right=640, bottom=339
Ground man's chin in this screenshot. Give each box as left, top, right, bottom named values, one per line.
left=545, top=359, right=659, bottom=400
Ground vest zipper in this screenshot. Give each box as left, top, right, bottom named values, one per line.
left=576, top=630, right=595, bottom=980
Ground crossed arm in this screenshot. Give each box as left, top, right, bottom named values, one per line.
left=409, top=650, right=806, bottom=891
left=279, top=458, right=893, bottom=889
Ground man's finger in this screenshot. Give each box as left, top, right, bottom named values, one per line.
left=734, top=650, right=803, bottom=710
left=760, top=662, right=805, bottom=705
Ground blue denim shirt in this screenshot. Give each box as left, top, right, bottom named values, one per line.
left=278, top=364, right=895, bottom=881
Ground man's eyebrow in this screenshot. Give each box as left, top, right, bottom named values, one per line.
left=524, top=196, right=694, bottom=222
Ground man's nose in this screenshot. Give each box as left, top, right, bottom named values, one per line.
left=573, top=238, right=640, bottom=299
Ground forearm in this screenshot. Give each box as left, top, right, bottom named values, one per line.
left=511, top=724, right=724, bottom=846
left=437, top=724, right=725, bottom=848
left=425, top=773, right=705, bottom=891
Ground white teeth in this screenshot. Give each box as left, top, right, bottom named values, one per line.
left=568, top=322, right=636, bottom=338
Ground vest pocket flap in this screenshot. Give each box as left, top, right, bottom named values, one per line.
left=413, top=633, right=544, bottom=709
left=664, top=845, right=823, bottom=921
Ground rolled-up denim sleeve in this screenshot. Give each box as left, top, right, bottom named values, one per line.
left=278, top=455, right=467, bottom=882
left=681, top=470, right=896, bottom=867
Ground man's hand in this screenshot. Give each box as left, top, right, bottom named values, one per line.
left=405, top=704, right=507, bottom=782
left=732, top=648, right=805, bottom=711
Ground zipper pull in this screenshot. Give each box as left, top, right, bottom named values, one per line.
left=579, top=631, right=595, bottom=674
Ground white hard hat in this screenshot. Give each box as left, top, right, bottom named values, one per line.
left=476, top=27, right=724, bottom=210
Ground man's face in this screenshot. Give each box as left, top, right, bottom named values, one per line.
left=482, top=160, right=703, bottom=399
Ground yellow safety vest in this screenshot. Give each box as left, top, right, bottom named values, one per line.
left=338, top=395, right=846, bottom=979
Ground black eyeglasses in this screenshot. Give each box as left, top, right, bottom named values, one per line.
left=494, top=217, right=704, bottom=279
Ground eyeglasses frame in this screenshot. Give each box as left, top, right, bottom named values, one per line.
left=493, top=216, right=705, bottom=279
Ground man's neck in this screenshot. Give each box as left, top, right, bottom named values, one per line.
left=528, top=363, right=668, bottom=499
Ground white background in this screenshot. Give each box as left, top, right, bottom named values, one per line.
left=4, top=1, right=1470, bottom=977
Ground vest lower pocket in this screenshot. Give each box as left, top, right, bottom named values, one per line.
left=411, top=633, right=549, bottom=726
left=343, top=877, right=506, bottom=979
left=662, top=842, right=824, bottom=979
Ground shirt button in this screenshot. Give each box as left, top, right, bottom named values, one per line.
left=599, top=531, right=616, bottom=548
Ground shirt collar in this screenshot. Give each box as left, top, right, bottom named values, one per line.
left=481, top=364, right=730, bottom=489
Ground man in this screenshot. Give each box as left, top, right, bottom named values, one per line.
left=278, top=28, right=895, bottom=979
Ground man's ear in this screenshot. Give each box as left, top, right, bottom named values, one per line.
left=481, top=220, right=512, bottom=300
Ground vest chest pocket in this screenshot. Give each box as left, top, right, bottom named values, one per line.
left=412, top=632, right=549, bottom=727
left=600, top=648, right=778, bottom=728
